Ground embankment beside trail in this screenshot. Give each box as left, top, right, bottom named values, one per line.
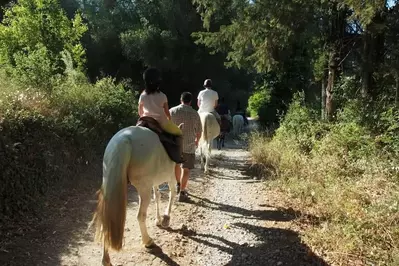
left=0, top=77, right=137, bottom=225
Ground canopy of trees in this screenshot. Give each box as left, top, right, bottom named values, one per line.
left=194, top=0, right=399, bottom=124
left=0, top=0, right=254, bottom=107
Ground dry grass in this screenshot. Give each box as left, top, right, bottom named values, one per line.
left=250, top=133, right=399, bottom=266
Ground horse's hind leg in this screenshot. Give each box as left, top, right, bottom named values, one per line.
left=161, top=179, right=177, bottom=228
left=204, top=142, right=212, bottom=174
left=200, top=146, right=205, bottom=170
left=137, top=188, right=154, bottom=247
left=102, top=238, right=111, bottom=266
left=153, top=187, right=162, bottom=226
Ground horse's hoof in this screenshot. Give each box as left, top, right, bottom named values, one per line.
left=102, top=259, right=112, bottom=266
left=144, top=238, right=156, bottom=248
left=155, top=218, right=162, bottom=227
left=161, top=215, right=170, bottom=228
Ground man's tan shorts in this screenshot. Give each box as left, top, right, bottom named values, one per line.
left=181, top=153, right=195, bottom=169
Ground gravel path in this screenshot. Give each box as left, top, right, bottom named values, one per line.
left=0, top=138, right=329, bottom=266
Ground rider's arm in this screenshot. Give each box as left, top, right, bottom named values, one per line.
left=195, top=132, right=201, bottom=146
left=138, top=102, right=144, bottom=117
left=163, top=102, right=171, bottom=120
left=197, top=99, right=201, bottom=109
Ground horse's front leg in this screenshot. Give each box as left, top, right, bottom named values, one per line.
left=153, top=187, right=162, bottom=226
left=161, top=179, right=177, bottom=228
left=137, top=188, right=154, bottom=248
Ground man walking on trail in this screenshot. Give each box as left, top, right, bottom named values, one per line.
left=197, top=79, right=221, bottom=126
left=170, top=92, right=202, bottom=201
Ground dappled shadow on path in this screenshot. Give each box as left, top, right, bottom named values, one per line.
left=186, top=222, right=329, bottom=266
left=189, top=194, right=297, bottom=222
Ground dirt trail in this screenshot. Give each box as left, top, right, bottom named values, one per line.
left=0, top=138, right=329, bottom=266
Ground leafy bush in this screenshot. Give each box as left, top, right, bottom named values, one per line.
left=249, top=95, right=399, bottom=265
left=247, top=84, right=271, bottom=118
left=0, top=0, right=87, bottom=91
left=0, top=70, right=137, bottom=218
left=274, top=92, right=329, bottom=154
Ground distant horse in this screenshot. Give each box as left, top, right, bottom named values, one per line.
left=91, top=126, right=177, bottom=266
left=198, top=112, right=220, bottom=174
left=217, top=115, right=231, bottom=150
left=232, top=114, right=245, bottom=137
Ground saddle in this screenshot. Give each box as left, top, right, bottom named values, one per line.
left=136, top=117, right=183, bottom=164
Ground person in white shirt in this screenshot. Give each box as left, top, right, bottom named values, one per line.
left=197, top=79, right=221, bottom=125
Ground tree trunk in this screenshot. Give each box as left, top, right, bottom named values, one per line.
left=321, top=74, right=327, bottom=120
left=326, top=50, right=338, bottom=120
left=361, top=32, right=373, bottom=98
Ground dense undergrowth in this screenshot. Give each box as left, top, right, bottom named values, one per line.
left=0, top=0, right=138, bottom=221
left=250, top=93, right=399, bottom=265
left=0, top=70, right=137, bottom=219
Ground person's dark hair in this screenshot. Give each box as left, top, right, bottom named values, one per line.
left=143, top=67, right=161, bottom=94
left=181, top=92, right=192, bottom=104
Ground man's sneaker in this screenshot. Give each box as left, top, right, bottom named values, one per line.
left=178, top=191, right=189, bottom=202
left=176, top=183, right=181, bottom=194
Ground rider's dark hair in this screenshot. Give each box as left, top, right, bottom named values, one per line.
left=181, top=92, right=192, bottom=104
left=143, top=68, right=161, bottom=94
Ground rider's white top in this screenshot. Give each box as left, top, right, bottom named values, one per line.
left=197, top=88, right=218, bottom=113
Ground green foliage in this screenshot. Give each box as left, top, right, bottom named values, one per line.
left=340, top=0, right=386, bottom=27
left=247, top=83, right=271, bottom=117
left=193, top=0, right=317, bottom=73
left=376, top=107, right=399, bottom=156
left=52, top=76, right=137, bottom=141
left=121, top=26, right=177, bottom=69
left=0, top=66, right=137, bottom=217
left=11, top=44, right=58, bottom=92
left=0, top=0, right=87, bottom=90
left=250, top=98, right=399, bottom=264
left=79, top=0, right=253, bottom=107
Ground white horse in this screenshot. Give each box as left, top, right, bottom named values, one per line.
left=232, top=114, right=245, bottom=137
left=91, top=126, right=177, bottom=266
left=198, top=112, right=220, bottom=174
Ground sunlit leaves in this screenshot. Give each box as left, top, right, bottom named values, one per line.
left=0, top=0, right=87, bottom=90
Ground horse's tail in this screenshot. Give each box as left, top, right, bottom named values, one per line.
left=203, top=113, right=209, bottom=142
left=200, top=113, right=210, bottom=159
left=92, top=137, right=130, bottom=251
